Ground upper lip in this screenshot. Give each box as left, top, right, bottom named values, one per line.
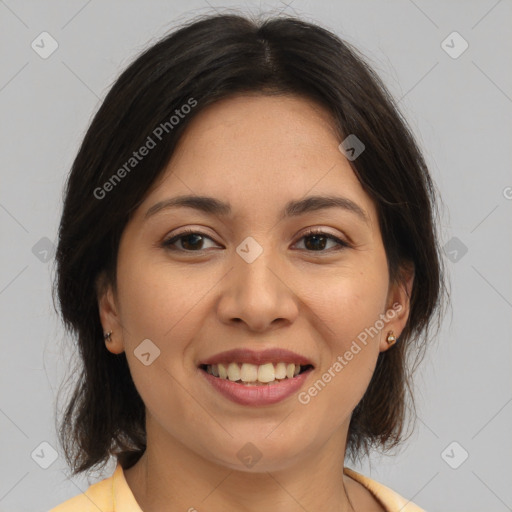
left=198, top=348, right=314, bottom=367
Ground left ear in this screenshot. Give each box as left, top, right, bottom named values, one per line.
left=379, top=261, right=415, bottom=353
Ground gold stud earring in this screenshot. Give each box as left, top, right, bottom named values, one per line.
left=104, top=330, right=112, bottom=342
left=386, top=331, right=396, bottom=346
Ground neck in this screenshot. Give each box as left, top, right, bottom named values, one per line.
left=123, top=416, right=358, bottom=512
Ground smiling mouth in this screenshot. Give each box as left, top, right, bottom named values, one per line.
left=199, top=362, right=314, bottom=386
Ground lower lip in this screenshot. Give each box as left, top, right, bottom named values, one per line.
left=200, top=368, right=313, bottom=406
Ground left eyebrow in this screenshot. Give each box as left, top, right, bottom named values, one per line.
left=144, top=194, right=370, bottom=225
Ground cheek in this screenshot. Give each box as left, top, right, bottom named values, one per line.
left=115, top=257, right=200, bottom=422
left=314, top=263, right=389, bottom=344
left=304, top=263, right=388, bottom=401
left=116, top=252, right=203, bottom=341
left=115, top=253, right=209, bottom=395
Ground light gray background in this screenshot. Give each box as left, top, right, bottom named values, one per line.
left=1, top=1, right=511, bottom=511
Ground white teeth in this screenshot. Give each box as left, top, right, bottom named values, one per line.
left=275, top=362, right=287, bottom=379
left=240, top=363, right=258, bottom=382
left=205, top=362, right=309, bottom=384
left=218, top=363, right=228, bottom=379
left=257, top=363, right=275, bottom=383
left=227, top=362, right=240, bottom=381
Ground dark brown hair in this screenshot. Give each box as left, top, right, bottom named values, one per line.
left=53, top=11, right=447, bottom=476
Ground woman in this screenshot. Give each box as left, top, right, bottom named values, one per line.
left=49, top=11, right=446, bottom=512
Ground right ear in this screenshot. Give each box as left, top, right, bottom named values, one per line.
left=96, top=271, right=125, bottom=354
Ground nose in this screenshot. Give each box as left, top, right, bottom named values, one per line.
left=216, top=244, right=299, bottom=333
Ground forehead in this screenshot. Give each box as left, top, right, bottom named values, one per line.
left=137, top=93, right=377, bottom=227
left=175, top=93, right=341, bottom=158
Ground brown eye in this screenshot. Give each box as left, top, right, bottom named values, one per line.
left=161, top=229, right=217, bottom=252
left=161, top=228, right=350, bottom=253
left=295, top=229, right=350, bottom=252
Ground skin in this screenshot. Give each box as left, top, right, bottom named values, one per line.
left=97, top=93, right=414, bottom=512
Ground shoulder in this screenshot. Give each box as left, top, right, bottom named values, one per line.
left=343, top=467, right=426, bottom=512
left=48, top=471, right=115, bottom=512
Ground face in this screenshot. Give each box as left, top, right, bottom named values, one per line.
left=98, top=93, right=413, bottom=472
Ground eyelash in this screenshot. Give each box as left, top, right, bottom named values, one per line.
left=161, top=228, right=350, bottom=253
